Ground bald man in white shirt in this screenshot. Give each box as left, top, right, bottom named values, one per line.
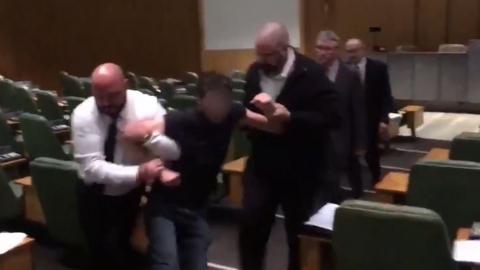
left=72, top=63, right=179, bottom=270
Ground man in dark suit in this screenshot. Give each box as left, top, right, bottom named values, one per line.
left=315, top=31, right=367, bottom=199
left=239, top=22, right=340, bottom=270
left=344, top=38, right=394, bottom=187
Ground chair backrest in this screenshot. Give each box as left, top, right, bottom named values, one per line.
left=19, top=113, right=69, bottom=160
left=158, top=80, right=176, bottom=100
left=232, top=130, right=251, bottom=159
left=230, top=69, right=246, bottom=80
left=184, top=71, right=199, bottom=85
left=232, top=89, right=245, bottom=102
left=34, top=90, right=65, bottom=122
left=232, top=79, right=246, bottom=90
left=0, top=112, right=23, bottom=154
left=126, top=71, right=140, bottom=89
left=0, top=168, right=23, bottom=221
left=407, top=160, right=480, bottom=239
left=450, top=132, right=480, bottom=162
left=30, top=157, right=87, bottom=249
left=0, top=79, right=16, bottom=112
left=169, top=94, right=197, bottom=111
left=13, top=85, right=38, bottom=114
left=59, top=71, right=88, bottom=98
left=333, top=200, right=457, bottom=270
left=64, top=96, right=85, bottom=112
left=138, top=76, right=160, bottom=94
left=438, top=44, right=468, bottom=53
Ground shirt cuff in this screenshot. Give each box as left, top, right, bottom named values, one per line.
left=124, top=165, right=140, bottom=184
left=143, top=134, right=180, bottom=160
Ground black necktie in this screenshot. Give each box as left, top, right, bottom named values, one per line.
left=104, top=118, right=118, bottom=162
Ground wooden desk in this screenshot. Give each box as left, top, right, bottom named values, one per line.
left=423, top=148, right=450, bottom=161
left=299, top=234, right=333, bottom=270
left=400, top=105, right=424, bottom=138
left=374, top=172, right=409, bottom=203
left=0, top=237, right=34, bottom=270
left=0, top=158, right=27, bottom=169
left=222, top=157, right=247, bottom=207
left=14, top=177, right=46, bottom=224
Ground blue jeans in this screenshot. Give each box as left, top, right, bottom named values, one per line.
left=146, top=203, right=212, bottom=270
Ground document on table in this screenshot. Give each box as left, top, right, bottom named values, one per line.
left=304, top=203, right=339, bottom=231
left=453, top=240, right=480, bottom=264
left=0, top=232, right=27, bottom=255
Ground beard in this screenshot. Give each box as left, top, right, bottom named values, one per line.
left=259, top=63, right=282, bottom=76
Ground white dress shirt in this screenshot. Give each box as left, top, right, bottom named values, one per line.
left=260, top=47, right=296, bottom=100
left=72, top=90, right=180, bottom=196
left=357, top=57, right=367, bottom=84
left=326, top=59, right=340, bottom=83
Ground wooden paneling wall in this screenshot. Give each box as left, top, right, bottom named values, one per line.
left=202, top=49, right=255, bottom=75
left=0, top=0, right=202, bottom=90
left=301, top=0, right=480, bottom=53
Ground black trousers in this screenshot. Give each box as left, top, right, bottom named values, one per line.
left=365, top=128, right=381, bottom=185
left=239, top=164, right=315, bottom=270
left=78, top=185, right=142, bottom=270
left=346, top=155, right=363, bottom=199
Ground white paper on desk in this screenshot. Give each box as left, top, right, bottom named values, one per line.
left=0, top=232, right=27, bottom=255
left=453, top=240, right=480, bottom=264
left=304, top=203, right=339, bottom=231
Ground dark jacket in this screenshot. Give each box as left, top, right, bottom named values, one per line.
left=365, top=58, right=394, bottom=128
left=244, top=52, right=341, bottom=182
left=330, top=62, right=367, bottom=169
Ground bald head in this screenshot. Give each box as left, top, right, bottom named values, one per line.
left=255, top=22, right=290, bottom=49
left=254, top=22, right=290, bottom=75
left=91, top=63, right=128, bottom=117
left=345, top=38, right=366, bottom=64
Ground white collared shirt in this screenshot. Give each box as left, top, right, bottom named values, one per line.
left=357, top=57, right=367, bottom=83
left=259, top=48, right=296, bottom=100
left=327, top=59, right=340, bottom=83
left=72, top=90, right=180, bottom=196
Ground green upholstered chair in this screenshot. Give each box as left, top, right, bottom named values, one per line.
left=0, top=79, right=16, bottom=112
left=184, top=71, right=199, bottom=86
left=169, top=94, right=197, bottom=111
left=0, top=168, right=23, bottom=221
left=158, top=80, right=176, bottom=101
left=450, top=132, right=480, bottom=162
left=232, top=79, right=246, bottom=90
left=126, top=71, right=140, bottom=89
left=19, top=113, right=71, bottom=160
left=59, top=71, right=88, bottom=98
left=64, top=96, right=85, bottom=112
left=232, top=130, right=250, bottom=159
left=407, top=160, right=480, bottom=239
left=79, top=78, right=92, bottom=96
left=232, top=89, right=245, bottom=102
left=138, top=76, right=161, bottom=95
left=34, top=90, right=66, bottom=123
left=333, top=200, right=457, bottom=270
left=0, top=112, right=23, bottom=155
left=30, top=157, right=88, bottom=252
left=185, top=83, right=198, bottom=97
left=230, top=70, right=246, bottom=80
left=12, top=85, right=38, bottom=114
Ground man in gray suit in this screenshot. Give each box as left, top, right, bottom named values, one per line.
left=315, top=30, right=367, bottom=199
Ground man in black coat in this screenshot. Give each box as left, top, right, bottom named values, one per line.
left=315, top=31, right=367, bottom=199
left=344, top=38, right=394, bottom=186
left=239, top=22, right=340, bottom=270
